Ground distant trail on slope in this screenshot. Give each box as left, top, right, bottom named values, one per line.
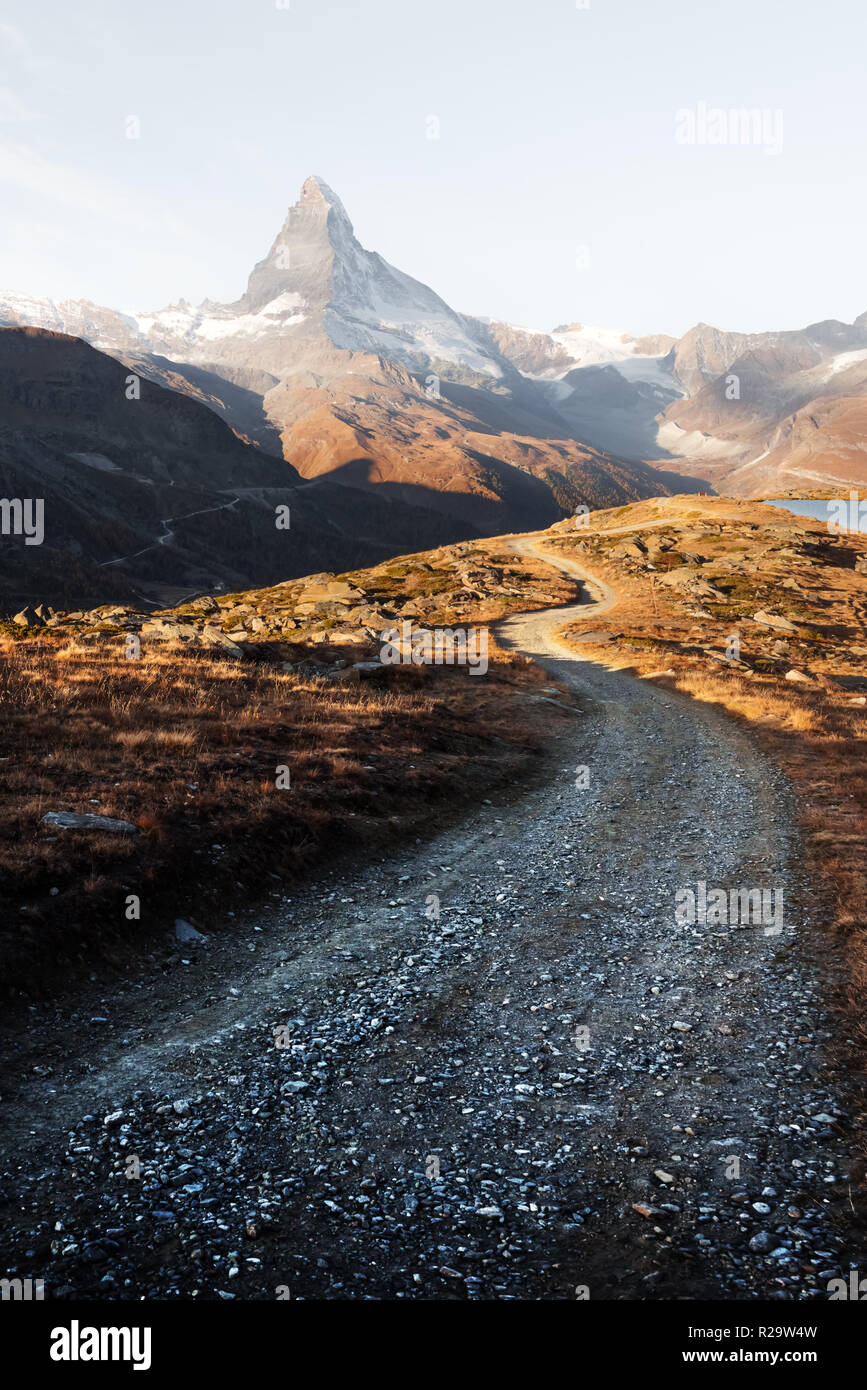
left=100, top=495, right=240, bottom=568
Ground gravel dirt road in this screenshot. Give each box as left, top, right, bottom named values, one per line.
left=0, top=542, right=861, bottom=1300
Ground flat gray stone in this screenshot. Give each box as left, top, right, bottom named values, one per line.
left=753, top=609, right=797, bottom=632
left=42, top=812, right=139, bottom=835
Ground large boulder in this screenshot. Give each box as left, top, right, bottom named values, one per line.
left=297, top=580, right=363, bottom=604
left=341, top=660, right=389, bottom=685
left=200, top=626, right=244, bottom=658
left=141, top=618, right=199, bottom=640
left=174, top=918, right=206, bottom=942
left=13, top=605, right=43, bottom=626
left=610, top=540, right=646, bottom=562
left=657, top=569, right=724, bottom=598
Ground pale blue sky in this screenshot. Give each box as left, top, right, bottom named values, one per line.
left=0, top=0, right=864, bottom=336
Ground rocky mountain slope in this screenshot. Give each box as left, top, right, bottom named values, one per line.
left=656, top=320, right=867, bottom=494
left=479, top=315, right=867, bottom=496
left=0, top=328, right=473, bottom=613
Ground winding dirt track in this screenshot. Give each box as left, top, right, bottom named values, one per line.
left=0, top=543, right=856, bottom=1300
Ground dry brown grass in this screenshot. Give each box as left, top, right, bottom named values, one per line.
left=0, top=630, right=564, bottom=998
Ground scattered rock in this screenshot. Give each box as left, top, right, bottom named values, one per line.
left=13, top=605, right=43, bottom=626
left=753, top=610, right=798, bottom=632
left=200, top=626, right=244, bottom=658
left=174, top=919, right=206, bottom=943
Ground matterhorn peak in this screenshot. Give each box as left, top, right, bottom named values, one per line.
left=299, top=174, right=343, bottom=210
left=230, top=174, right=502, bottom=375
left=239, top=176, right=358, bottom=314
left=294, top=175, right=352, bottom=233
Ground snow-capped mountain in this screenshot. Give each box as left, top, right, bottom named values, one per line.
left=4, top=174, right=866, bottom=501
left=240, top=176, right=503, bottom=378
left=651, top=316, right=867, bottom=493
left=469, top=316, right=678, bottom=383
left=0, top=177, right=504, bottom=384
left=0, top=178, right=681, bottom=542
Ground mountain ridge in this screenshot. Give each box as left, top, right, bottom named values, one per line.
left=6, top=176, right=866, bottom=514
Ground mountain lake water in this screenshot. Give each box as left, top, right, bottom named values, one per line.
left=761, top=497, right=867, bottom=531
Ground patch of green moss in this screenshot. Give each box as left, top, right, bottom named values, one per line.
left=704, top=602, right=757, bottom=619
left=620, top=636, right=666, bottom=650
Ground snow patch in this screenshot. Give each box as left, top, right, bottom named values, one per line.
left=656, top=420, right=742, bottom=458
left=551, top=323, right=640, bottom=367
left=828, top=348, right=867, bottom=375
left=135, top=292, right=307, bottom=348
left=611, top=355, right=685, bottom=395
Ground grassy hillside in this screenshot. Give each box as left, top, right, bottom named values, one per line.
left=0, top=542, right=577, bottom=997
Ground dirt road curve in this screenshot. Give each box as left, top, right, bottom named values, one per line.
left=0, top=543, right=859, bottom=1300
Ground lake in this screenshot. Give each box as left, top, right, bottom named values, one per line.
left=761, top=497, right=867, bottom=531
